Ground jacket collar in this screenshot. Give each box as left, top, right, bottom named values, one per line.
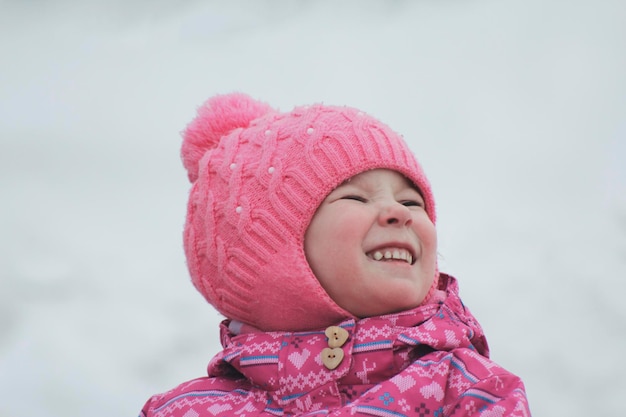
left=207, top=274, right=488, bottom=392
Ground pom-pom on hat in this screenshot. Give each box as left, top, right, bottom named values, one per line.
left=182, top=93, right=436, bottom=331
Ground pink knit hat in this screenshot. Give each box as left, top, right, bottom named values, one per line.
left=181, top=93, right=437, bottom=331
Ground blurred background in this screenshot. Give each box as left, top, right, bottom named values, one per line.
left=1, top=0, right=625, bottom=415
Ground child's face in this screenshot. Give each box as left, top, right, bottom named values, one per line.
left=304, top=169, right=437, bottom=318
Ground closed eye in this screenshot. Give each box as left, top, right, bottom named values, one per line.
left=401, top=200, right=423, bottom=207
left=341, top=195, right=367, bottom=203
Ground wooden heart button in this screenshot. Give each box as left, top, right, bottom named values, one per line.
left=321, top=347, right=344, bottom=370
left=325, top=326, right=349, bottom=348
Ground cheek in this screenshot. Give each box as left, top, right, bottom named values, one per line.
left=304, top=208, right=368, bottom=278
left=330, top=214, right=371, bottom=250
left=313, top=208, right=366, bottom=243
left=414, top=217, right=437, bottom=251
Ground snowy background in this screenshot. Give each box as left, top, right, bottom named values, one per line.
left=1, top=0, right=625, bottom=416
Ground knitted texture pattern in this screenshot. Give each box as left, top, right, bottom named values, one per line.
left=181, top=93, right=437, bottom=331
left=139, top=276, right=531, bottom=417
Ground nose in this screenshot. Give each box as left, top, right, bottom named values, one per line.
left=378, top=201, right=413, bottom=227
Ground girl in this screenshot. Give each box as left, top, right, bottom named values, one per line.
left=139, top=93, right=531, bottom=416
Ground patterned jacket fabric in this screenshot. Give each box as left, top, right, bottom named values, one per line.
left=140, top=275, right=530, bottom=416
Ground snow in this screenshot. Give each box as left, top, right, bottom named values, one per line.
left=1, top=0, right=625, bottom=415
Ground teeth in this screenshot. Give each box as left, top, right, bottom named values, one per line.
left=369, top=248, right=413, bottom=264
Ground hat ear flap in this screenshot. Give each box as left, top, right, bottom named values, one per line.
left=181, top=93, right=273, bottom=182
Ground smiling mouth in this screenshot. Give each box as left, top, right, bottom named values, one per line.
left=366, top=248, right=414, bottom=265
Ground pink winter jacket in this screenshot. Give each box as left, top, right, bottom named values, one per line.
left=140, top=275, right=530, bottom=416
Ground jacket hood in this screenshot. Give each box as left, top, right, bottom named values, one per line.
left=207, top=275, right=488, bottom=394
